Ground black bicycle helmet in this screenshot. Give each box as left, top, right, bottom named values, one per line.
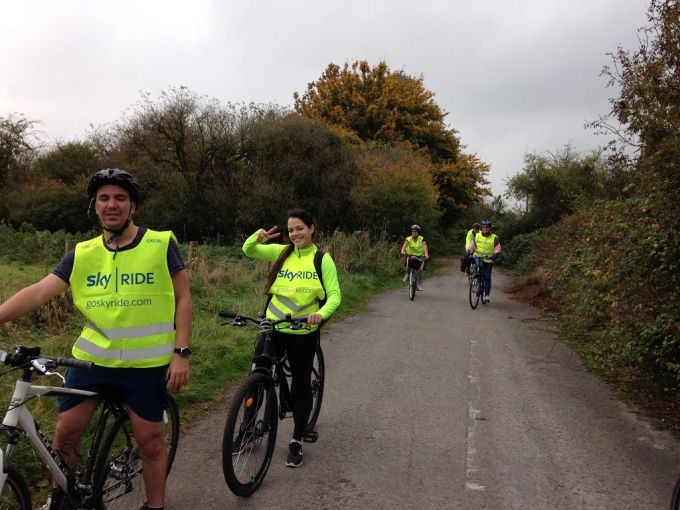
left=87, top=168, right=141, bottom=205
left=472, top=222, right=481, bottom=229
left=481, top=220, right=492, bottom=227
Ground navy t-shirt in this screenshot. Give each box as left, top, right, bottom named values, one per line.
left=53, top=227, right=186, bottom=283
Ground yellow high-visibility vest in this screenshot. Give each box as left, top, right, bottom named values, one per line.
left=473, top=232, right=498, bottom=263
left=405, top=236, right=425, bottom=256
left=268, top=246, right=325, bottom=334
left=70, top=230, right=176, bottom=367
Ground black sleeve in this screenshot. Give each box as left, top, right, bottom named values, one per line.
left=52, top=250, right=75, bottom=283
left=167, top=238, right=186, bottom=275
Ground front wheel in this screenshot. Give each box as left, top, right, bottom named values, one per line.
left=88, top=393, right=179, bottom=509
left=469, top=276, right=480, bottom=309
left=222, top=372, right=278, bottom=497
left=0, top=466, right=31, bottom=510
left=409, top=270, right=416, bottom=301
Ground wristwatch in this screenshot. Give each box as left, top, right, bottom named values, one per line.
left=173, top=347, right=192, bottom=358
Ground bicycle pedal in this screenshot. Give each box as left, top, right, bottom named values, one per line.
left=302, top=430, right=318, bottom=443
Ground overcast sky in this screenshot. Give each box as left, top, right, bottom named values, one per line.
left=1, top=0, right=650, bottom=196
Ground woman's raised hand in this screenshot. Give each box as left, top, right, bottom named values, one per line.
left=258, top=226, right=281, bottom=243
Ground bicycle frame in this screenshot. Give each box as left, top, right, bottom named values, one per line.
left=0, top=376, right=115, bottom=501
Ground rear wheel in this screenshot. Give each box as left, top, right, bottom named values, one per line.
left=0, top=466, right=31, bottom=510
left=306, top=344, right=325, bottom=432
left=88, top=394, right=179, bottom=509
left=222, top=373, right=278, bottom=497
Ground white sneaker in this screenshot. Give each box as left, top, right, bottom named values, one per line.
left=403, top=274, right=408, bottom=283
left=38, top=497, right=52, bottom=510
left=484, top=294, right=490, bottom=303
left=417, top=286, right=423, bottom=291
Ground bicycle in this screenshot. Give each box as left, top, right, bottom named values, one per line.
left=405, top=255, right=425, bottom=301
left=468, top=256, right=489, bottom=310
left=0, top=345, right=179, bottom=510
left=218, top=311, right=324, bottom=497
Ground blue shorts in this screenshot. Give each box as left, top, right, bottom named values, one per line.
left=59, top=365, right=168, bottom=422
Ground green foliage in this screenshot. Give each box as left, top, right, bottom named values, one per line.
left=506, top=147, right=607, bottom=234
left=0, top=222, right=86, bottom=265
left=294, top=60, right=460, bottom=164
left=0, top=114, right=41, bottom=218
left=34, top=141, right=103, bottom=185
left=232, top=113, right=359, bottom=235
left=351, top=146, right=440, bottom=239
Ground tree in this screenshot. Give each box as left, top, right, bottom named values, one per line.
left=233, top=113, right=359, bottom=235
left=0, top=114, right=41, bottom=218
left=506, top=147, right=606, bottom=230
left=351, top=146, right=440, bottom=238
left=114, top=87, right=264, bottom=239
left=432, top=153, right=492, bottom=227
left=593, top=0, right=680, bottom=189
left=294, top=60, right=460, bottom=163
left=34, top=141, right=103, bottom=185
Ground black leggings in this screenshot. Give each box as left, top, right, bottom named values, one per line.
left=255, top=329, right=319, bottom=441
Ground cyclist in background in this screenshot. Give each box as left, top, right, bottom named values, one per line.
left=242, top=208, right=341, bottom=468
left=468, top=219, right=501, bottom=303
left=400, top=224, right=430, bottom=291
left=0, top=168, right=192, bottom=510
left=461, top=223, right=480, bottom=273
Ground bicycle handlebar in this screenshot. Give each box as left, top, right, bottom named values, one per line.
left=1, top=346, right=94, bottom=370
left=218, top=310, right=310, bottom=328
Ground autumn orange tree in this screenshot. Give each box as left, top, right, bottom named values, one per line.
left=295, top=60, right=492, bottom=232
left=294, top=60, right=460, bottom=164
left=432, top=153, right=492, bottom=227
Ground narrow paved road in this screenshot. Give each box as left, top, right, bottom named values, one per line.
left=166, top=268, right=679, bottom=509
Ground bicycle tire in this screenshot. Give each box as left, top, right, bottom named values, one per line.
left=409, top=270, right=416, bottom=301
left=670, top=475, right=680, bottom=510
left=0, top=466, right=31, bottom=510
left=469, top=276, right=480, bottom=309
left=306, top=344, right=325, bottom=432
left=89, top=393, right=179, bottom=509
left=222, top=372, right=278, bottom=497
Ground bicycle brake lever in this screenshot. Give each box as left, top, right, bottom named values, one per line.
left=31, top=359, right=54, bottom=375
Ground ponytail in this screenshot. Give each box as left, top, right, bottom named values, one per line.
left=264, top=243, right=294, bottom=295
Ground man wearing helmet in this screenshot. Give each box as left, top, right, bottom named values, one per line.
left=0, top=168, right=192, bottom=510
left=467, top=219, right=501, bottom=303
left=400, top=224, right=430, bottom=291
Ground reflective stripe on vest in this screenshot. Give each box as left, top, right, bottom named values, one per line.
left=267, top=296, right=320, bottom=319
left=74, top=337, right=175, bottom=360
left=70, top=230, right=177, bottom=368
left=85, top=320, right=175, bottom=340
